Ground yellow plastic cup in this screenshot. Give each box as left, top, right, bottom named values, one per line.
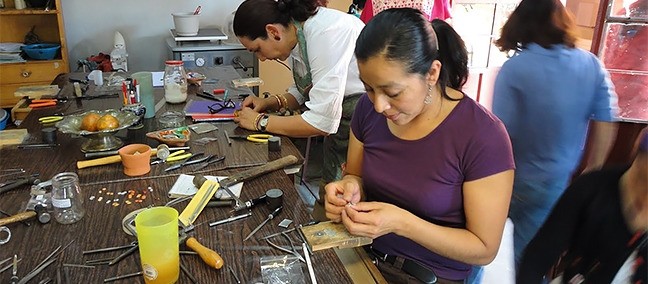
left=135, top=207, right=180, bottom=284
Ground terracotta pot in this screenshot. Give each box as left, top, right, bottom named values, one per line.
left=118, top=144, right=151, bottom=176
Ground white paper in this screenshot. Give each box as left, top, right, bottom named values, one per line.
left=152, top=71, right=164, bottom=87
left=168, top=174, right=244, bottom=198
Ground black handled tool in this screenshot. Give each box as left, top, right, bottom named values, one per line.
left=244, top=206, right=283, bottom=241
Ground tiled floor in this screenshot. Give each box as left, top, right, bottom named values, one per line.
left=291, top=137, right=515, bottom=283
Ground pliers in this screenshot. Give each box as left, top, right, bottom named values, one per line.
left=38, top=116, right=63, bottom=124
left=150, top=150, right=188, bottom=165
left=229, top=134, right=273, bottom=143
left=164, top=153, right=207, bottom=172
left=28, top=99, right=57, bottom=108
left=194, top=156, right=226, bottom=171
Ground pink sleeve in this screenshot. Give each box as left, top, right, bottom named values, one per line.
left=360, top=0, right=373, bottom=24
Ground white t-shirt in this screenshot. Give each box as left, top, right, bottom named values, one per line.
left=287, top=7, right=366, bottom=134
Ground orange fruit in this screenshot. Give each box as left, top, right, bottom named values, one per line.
left=80, top=113, right=100, bottom=132
left=96, top=114, right=120, bottom=131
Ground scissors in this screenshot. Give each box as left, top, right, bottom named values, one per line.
left=38, top=116, right=63, bottom=124
left=229, top=134, right=273, bottom=143
left=151, top=150, right=188, bottom=165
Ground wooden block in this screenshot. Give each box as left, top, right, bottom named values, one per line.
left=300, top=221, right=372, bottom=252
left=0, top=129, right=28, bottom=147
left=10, top=98, right=31, bottom=122
left=14, top=85, right=60, bottom=99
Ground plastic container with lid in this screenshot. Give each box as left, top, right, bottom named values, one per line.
left=0, top=109, right=8, bottom=130
left=163, top=60, right=188, bottom=104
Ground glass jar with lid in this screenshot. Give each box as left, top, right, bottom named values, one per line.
left=163, top=60, right=188, bottom=103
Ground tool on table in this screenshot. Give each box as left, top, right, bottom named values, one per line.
left=303, top=243, right=318, bottom=284
left=244, top=206, right=283, bottom=241
left=193, top=155, right=226, bottom=171
left=165, top=153, right=211, bottom=172
left=84, top=145, right=190, bottom=159
left=265, top=231, right=305, bottom=262
left=232, top=188, right=284, bottom=213
left=0, top=257, right=20, bottom=274
left=180, top=262, right=199, bottom=284
left=183, top=235, right=224, bottom=269
left=77, top=145, right=190, bottom=169
left=208, top=212, right=252, bottom=227
left=17, top=143, right=59, bottom=149
left=224, top=131, right=232, bottom=146
left=228, top=133, right=273, bottom=144
left=83, top=241, right=138, bottom=255
left=10, top=255, right=18, bottom=284
left=151, top=149, right=187, bottom=165
left=198, top=91, right=223, bottom=101
left=0, top=174, right=40, bottom=195
left=103, top=271, right=143, bottom=283
left=190, top=155, right=299, bottom=215
left=228, top=266, right=242, bottom=284
left=18, top=240, right=74, bottom=284
left=0, top=209, right=28, bottom=227
left=0, top=168, right=25, bottom=178
left=28, top=99, right=58, bottom=108
left=38, top=116, right=63, bottom=124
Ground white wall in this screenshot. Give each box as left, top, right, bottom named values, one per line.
left=61, top=0, right=243, bottom=72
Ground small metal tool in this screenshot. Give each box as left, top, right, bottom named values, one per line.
left=165, top=153, right=208, bottom=172
left=10, top=255, right=18, bottom=284
left=17, top=143, right=60, bottom=149
left=103, top=271, right=143, bottom=283
left=180, top=263, right=199, bottom=284
left=0, top=258, right=21, bottom=274
left=224, top=131, right=232, bottom=146
left=244, top=206, right=283, bottom=241
left=194, top=155, right=226, bottom=171
left=228, top=266, right=241, bottom=284
left=209, top=212, right=252, bottom=227
left=83, top=241, right=137, bottom=254
left=108, top=244, right=139, bottom=266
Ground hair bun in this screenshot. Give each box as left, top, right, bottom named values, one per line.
left=277, top=0, right=292, bottom=11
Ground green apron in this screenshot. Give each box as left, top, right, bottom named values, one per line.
left=292, top=21, right=360, bottom=221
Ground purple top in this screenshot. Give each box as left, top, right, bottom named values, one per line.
left=351, top=94, right=515, bottom=280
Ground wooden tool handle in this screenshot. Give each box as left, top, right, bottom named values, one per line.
left=77, top=149, right=159, bottom=169
left=0, top=211, right=36, bottom=226
left=219, top=155, right=299, bottom=187
left=186, top=237, right=224, bottom=269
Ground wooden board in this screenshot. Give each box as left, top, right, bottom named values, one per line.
left=0, top=129, right=28, bottom=147
left=14, top=85, right=60, bottom=98
left=300, top=221, right=372, bottom=252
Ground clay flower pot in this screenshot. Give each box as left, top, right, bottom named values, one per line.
left=118, top=144, right=151, bottom=176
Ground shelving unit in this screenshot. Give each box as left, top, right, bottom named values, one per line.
left=0, top=0, right=69, bottom=108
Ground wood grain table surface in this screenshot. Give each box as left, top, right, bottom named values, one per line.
left=0, top=67, right=355, bottom=283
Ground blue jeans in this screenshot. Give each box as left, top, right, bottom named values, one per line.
left=508, top=177, right=569, bottom=267
left=466, top=266, right=483, bottom=283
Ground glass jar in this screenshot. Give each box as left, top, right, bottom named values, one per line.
left=163, top=60, right=188, bottom=103
left=51, top=172, right=85, bottom=224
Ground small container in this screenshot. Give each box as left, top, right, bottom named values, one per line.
left=42, top=127, right=57, bottom=143
left=51, top=172, right=85, bottom=224
left=118, top=144, right=152, bottom=176
left=158, top=111, right=185, bottom=129
left=163, top=60, right=188, bottom=104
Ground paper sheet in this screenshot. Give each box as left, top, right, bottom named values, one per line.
left=152, top=71, right=164, bottom=87
left=168, top=174, right=243, bottom=198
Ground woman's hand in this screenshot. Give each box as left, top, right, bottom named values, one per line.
left=341, top=202, right=408, bottom=239
left=324, top=178, right=362, bottom=222
left=233, top=107, right=261, bottom=131
left=241, top=95, right=272, bottom=112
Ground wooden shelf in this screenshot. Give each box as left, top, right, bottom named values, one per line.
left=0, top=8, right=58, bottom=15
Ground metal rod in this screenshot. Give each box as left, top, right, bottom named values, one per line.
left=17, top=258, right=57, bottom=284
left=103, top=271, right=143, bottom=283
left=303, top=243, right=317, bottom=284
left=224, top=131, right=232, bottom=146
left=108, top=244, right=138, bottom=266
left=83, top=243, right=135, bottom=254
left=17, top=144, right=60, bottom=149
left=63, top=263, right=95, bottom=269
left=208, top=212, right=251, bottom=227
left=180, top=263, right=199, bottom=284
left=0, top=258, right=21, bottom=274
left=228, top=266, right=241, bottom=284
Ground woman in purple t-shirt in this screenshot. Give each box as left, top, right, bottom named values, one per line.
left=324, top=9, right=515, bottom=283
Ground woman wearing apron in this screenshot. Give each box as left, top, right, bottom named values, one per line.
left=233, top=0, right=366, bottom=220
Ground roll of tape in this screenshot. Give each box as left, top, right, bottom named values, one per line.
left=268, top=136, right=281, bottom=152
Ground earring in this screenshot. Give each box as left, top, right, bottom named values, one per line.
left=424, top=94, right=433, bottom=105
left=274, top=36, right=280, bottom=41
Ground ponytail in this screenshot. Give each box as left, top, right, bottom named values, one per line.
left=431, top=19, right=468, bottom=91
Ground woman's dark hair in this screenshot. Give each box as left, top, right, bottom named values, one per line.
left=495, top=0, right=577, bottom=52
left=234, top=0, right=319, bottom=40
left=355, top=8, right=468, bottom=99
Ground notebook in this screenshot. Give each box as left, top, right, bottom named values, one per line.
left=183, top=99, right=240, bottom=119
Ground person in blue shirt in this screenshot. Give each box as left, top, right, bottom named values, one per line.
left=491, top=0, right=618, bottom=266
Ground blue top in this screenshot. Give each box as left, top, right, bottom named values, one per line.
left=352, top=94, right=515, bottom=280
left=493, top=43, right=618, bottom=181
